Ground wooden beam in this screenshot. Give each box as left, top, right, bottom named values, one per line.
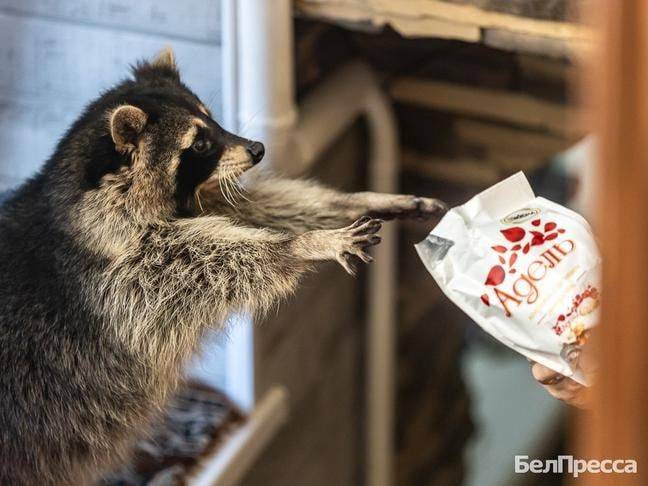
left=517, top=54, right=577, bottom=84
left=295, top=1, right=481, bottom=41
left=485, top=28, right=592, bottom=59
left=391, top=78, right=582, bottom=136
left=455, top=119, right=572, bottom=155
left=483, top=150, right=550, bottom=173
left=401, top=150, right=501, bottom=186
left=373, top=0, right=588, bottom=40
left=296, top=0, right=594, bottom=57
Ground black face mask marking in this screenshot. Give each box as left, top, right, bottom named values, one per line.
left=175, top=129, right=225, bottom=215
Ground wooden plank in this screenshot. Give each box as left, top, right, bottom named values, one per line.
left=455, top=119, right=572, bottom=156
left=296, top=2, right=480, bottom=41
left=439, top=0, right=579, bottom=22
left=401, top=150, right=501, bottom=186
left=391, top=77, right=581, bottom=136
left=0, top=0, right=221, bottom=44
left=484, top=150, right=550, bottom=173
left=484, top=27, right=592, bottom=59
left=517, top=54, right=576, bottom=84
left=296, top=0, right=593, bottom=53
left=372, top=0, right=588, bottom=40
left=379, top=14, right=480, bottom=41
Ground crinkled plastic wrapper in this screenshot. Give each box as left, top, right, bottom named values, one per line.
left=416, top=172, right=601, bottom=385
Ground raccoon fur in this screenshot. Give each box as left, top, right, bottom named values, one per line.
left=0, top=48, right=445, bottom=484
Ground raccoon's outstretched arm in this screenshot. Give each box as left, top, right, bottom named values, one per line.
left=195, top=175, right=446, bottom=234
left=113, top=216, right=381, bottom=337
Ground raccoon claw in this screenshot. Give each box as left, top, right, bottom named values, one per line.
left=338, top=252, right=358, bottom=276
left=350, top=215, right=372, bottom=228
left=335, top=217, right=383, bottom=275
left=351, top=217, right=382, bottom=236
left=356, top=251, right=375, bottom=264
left=337, top=250, right=374, bottom=276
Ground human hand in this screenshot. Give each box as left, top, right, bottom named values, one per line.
left=529, top=361, right=591, bottom=409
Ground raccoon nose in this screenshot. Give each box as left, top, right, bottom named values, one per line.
left=247, top=141, right=265, bottom=164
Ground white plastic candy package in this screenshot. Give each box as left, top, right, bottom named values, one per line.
left=416, top=172, right=600, bottom=385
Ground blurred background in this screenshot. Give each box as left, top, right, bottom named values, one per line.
left=0, top=1, right=593, bottom=485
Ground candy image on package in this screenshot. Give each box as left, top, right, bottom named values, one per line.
left=416, top=172, right=601, bottom=385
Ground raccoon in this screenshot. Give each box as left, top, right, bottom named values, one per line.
left=0, top=48, right=445, bottom=484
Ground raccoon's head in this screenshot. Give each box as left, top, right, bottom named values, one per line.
left=62, top=48, right=264, bottom=224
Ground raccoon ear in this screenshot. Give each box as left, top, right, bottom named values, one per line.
left=132, top=47, right=180, bottom=82
left=109, top=105, right=147, bottom=153
left=151, top=47, right=176, bottom=70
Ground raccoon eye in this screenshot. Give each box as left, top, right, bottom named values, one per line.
left=192, top=138, right=211, bottom=154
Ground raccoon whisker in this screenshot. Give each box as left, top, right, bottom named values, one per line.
left=194, top=190, right=205, bottom=213
left=231, top=185, right=247, bottom=203
left=224, top=187, right=237, bottom=207
left=217, top=176, right=234, bottom=207
left=232, top=178, right=251, bottom=202
left=227, top=175, right=243, bottom=204
left=234, top=185, right=251, bottom=203
left=222, top=173, right=235, bottom=205
left=230, top=169, right=247, bottom=191
left=222, top=174, right=238, bottom=207
left=218, top=177, right=232, bottom=206
left=225, top=170, right=248, bottom=204
left=225, top=171, right=244, bottom=198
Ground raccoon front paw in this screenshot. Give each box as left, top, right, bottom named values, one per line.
left=411, top=196, right=448, bottom=219
left=366, top=194, right=447, bottom=220
left=334, top=216, right=382, bottom=276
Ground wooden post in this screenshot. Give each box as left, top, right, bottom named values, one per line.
left=577, top=1, right=648, bottom=484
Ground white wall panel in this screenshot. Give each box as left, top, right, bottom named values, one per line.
left=0, top=0, right=221, bottom=43
left=0, top=9, right=222, bottom=184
